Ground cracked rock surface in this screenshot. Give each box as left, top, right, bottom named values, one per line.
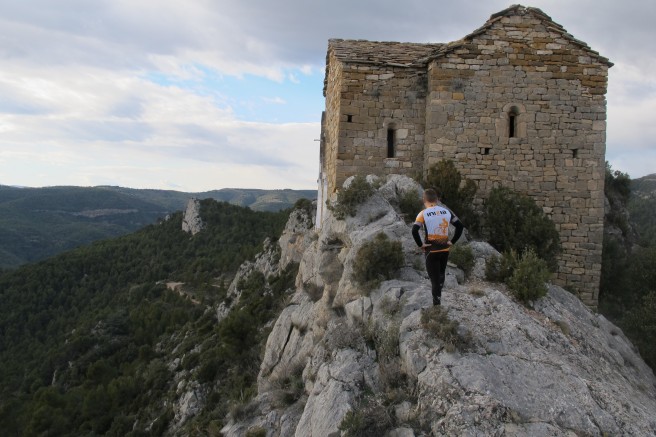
left=221, top=175, right=656, bottom=437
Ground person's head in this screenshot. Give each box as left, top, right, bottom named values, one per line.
left=423, top=188, right=440, bottom=206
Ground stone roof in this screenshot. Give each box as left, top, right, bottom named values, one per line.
left=323, top=5, right=612, bottom=94
left=327, top=39, right=443, bottom=67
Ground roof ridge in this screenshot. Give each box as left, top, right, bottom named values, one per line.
left=421, top=4, right=611, bottom=67
left=328, top=38, right=443, bottom=46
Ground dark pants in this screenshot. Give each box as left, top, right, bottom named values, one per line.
left=426, top=251, right=449, bottom=305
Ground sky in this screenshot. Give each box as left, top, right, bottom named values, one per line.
left=0, top=0, right=654, bottom=191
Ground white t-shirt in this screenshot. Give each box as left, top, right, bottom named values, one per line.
left=414, top=204, right=458, bottom=253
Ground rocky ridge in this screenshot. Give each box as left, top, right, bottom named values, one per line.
left=181, top=198, right=204, bottom=235
left=219, top=175, right=656, bottom=436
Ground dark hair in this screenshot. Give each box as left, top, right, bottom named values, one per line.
left=424, top=188, right=440, bottom=202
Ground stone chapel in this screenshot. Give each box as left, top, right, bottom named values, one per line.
left=316, top=5, right=611, bottom=307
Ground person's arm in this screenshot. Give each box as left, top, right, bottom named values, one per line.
left=412, top=211, right=426, bottom=248
left=450, top=219, right=464, bottom=245
left=412, top=223, right=424, bottom=247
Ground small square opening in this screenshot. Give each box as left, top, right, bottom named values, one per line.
left=572, top=148, right=579, bottom=158
left=482, top=147, right=491, bottom=155
left=346, top=114, right=353, bottom=123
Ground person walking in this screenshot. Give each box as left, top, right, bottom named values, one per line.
left=411, top=188, right=464, bottom=306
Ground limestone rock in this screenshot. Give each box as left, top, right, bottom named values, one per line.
left=279, top=207, right=315, bottom=270
left=181, top=198, right=204, bottom=235
left=386, top=428, right=415, bottom=437
left=467, top=241, right=501, bottom=280
left=172, top=384, right=206, bottom=428
left=221, top=174, right=656, bottom=437
left=378, top=174, right=423, bottom=206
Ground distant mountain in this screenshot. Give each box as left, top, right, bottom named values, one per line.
left=0, top=185, right=316, bottom=268
left=631, top=173, right=656, bottom=197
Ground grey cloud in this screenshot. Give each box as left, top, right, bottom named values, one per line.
left=0, top=0, right=653, bottom=180
left=0, top=93, right=50, bottom=115
left=171, top=123, right=295, bottom=167
left=61, top=120, right=154, bottom=142
left=109, top=96, right=145, bottom=119
left=1, top=1, right=652, bottom=74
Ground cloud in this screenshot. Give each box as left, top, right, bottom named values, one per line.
left=2, top=1, right=653, bottom=76
left=0, top=62, right=319, bottom=190
left=0, top=0, right=654, bottom=190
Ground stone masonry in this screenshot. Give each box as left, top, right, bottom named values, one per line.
left=316, top=5, right=611, bottom=307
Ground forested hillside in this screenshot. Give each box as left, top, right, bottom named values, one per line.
left=629, top=173, right=656, bottom=245
left=0, top=199, right=295, bottom=435
left=0, top=185, right=315, bottom=269
left=599, top=168, right=656, bottom=369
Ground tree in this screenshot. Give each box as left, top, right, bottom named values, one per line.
left=484, top=187, right=561, bottom=270
left=423, top=160, right=479, bottom=231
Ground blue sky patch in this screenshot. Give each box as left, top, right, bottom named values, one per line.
left=143, top=66, right=324, bottom=124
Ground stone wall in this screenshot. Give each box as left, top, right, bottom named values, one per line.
left=323, top=51, right=343, bottom=196
left=326, top=63, right=428, bottom=193
left=424, top=13, right=608, bottom=305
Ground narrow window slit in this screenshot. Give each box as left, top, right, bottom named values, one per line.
left=509, top=114, right=516, bottom=138
left=346, top=114, right=353, bottom=123
left=572, top=148, right=578, bottom=158
left=387, top=128, right=395, bottom=158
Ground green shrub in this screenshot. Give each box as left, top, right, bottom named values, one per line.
left=506, top=249, right=551, bottom=305
left=398, top=189, right=423, bottom=223
left=605, top=161, right=631, bottom=203
left=623, top=292, right=656, bottom=370
left=182, top=352, right=200, bottom=370
left=328, top=175, right=374, bottom=219
left=485, top=249, right=519, bottom=283
left=352, top=233, right=404, bottom=291
left=484, top=187, right=561, bottom=269
left=420, top=306, right=470, bottom=352
left=293, top=197, right=314, bottom=215
left=423, top=160, right=479, bottom=232
left=449, top=244, right=475, bottom=278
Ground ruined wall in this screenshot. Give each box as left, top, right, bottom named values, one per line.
left=424, top=13, right=609, bottom=306
left=325, top=63, right=428, bottom=193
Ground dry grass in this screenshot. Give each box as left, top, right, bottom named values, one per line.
left=245, top=427, right=266, bottom=437
left=554, top=319, right=571, bottom=337
left=420, top=306, right=470, bottom=352
left=229, top=399, right=259, bottom=422
left=469, top=288, right=485, bottom=298
left=270, top=362, right=306, bottom=407
left=379, top=295, right=402, bottom=318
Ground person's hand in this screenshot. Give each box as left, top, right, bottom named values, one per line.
left=420, top=243, right=431, bottom=252
left=447, top=241, right=453, bottom=247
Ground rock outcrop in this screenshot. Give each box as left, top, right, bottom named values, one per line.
left=221, top=175, right=656, bottom=437
left=181, top=198, right=204, bottom=235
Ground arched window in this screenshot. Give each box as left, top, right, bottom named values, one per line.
left=387, top=128, right=396, bottom=158
left=499, top=103, right=526, bottom=140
